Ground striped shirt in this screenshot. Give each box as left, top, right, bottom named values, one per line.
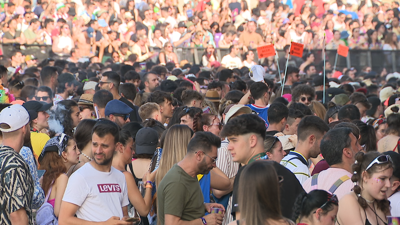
left=280, top=151, right=310, bottom=184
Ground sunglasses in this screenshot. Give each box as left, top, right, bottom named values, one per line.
left=365, top=155, right=392, bottom=171
left=35, top=96, right=49, bottom=101
left=266, top=136, right=279, bottom=153
left=300, top=97, right=313, bottom=102
left=197, top=151, right=217, bottom=163
left=319, top=194, right=338, bottom=209
left=113, top=113, right=130, bottom=121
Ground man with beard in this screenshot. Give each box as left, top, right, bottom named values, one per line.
left=105, top=100, right=133, bottom=128
left=54, top=73, right=78, bottom=105
left=142, top=71, right=160, bottom=93
left=0, top=104, right=34, bottom=224
left=59, top=120, right=132, bottom=224
left=157, top=132, right=225, bottom=225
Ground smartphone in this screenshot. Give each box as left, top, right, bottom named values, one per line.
left=125, top=217, right=140, bottom=222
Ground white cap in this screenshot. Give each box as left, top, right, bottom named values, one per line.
left=0, top=104, right=30, bottom=132
left=83, top=81, right=97, bottom=91
left=278, top=135, right=295, bottom=151
left=224, top=104, right=252, bottom=124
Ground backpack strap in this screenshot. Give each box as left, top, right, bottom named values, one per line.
left=328, top=175, right=350, bottom=194
left=285, top=152, right=308, bottom=166
left=310, top=173, right=319, bottom=191
left=396, top=138, right=400, bottom=152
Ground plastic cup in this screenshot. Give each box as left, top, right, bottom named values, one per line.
left=387, top=216, right=400, bottom=225
left=211, top=207, right=223, bottom=214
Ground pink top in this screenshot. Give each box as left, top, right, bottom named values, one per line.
left=302, top=167, right=353, bottom=200
left=48, top=198, right=55, bottom=208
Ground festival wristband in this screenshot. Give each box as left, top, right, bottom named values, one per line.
left=201, top=217, right=207, bottom=225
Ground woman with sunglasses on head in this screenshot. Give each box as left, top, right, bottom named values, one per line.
left=337, top=151, right=393, bottom=225
left=228, top=160, right=294, bottom=225
left=38, top=134, right=80, bottom=219
left=292, top=190, right=338, bottom=225
left=200, top=113, right=223, bottom=137
left=159, top=42, right=179, bottom=67
left=264, top=135, right=285, bottom=163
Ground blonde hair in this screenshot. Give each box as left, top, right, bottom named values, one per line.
left=139, top=102, right=160, bottom=120
left=309, top=100, right=326, bottom=120
left=155, top=124, right=193, bottom=188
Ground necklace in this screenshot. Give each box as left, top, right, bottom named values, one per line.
left=365, top=198, right=375, bottom=204
left=367, top=202, right=388, bottom=225
left=81, top=152, right=92, bottom=161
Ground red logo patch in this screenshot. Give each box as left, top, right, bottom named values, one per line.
left=97, top=184, right=122, bottom=193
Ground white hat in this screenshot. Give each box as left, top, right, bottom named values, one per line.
left=0, top=104, right=30, bottom=132
left=380, top=86, right=396, bottom=102
left=278, top=135, right=295, bottom=152
left=385, top=104, right=400, bottom=118
left=224, top=104, right=252, bottom=124
left=83, top=81, right=97, bottom=91
left=250, top=65, right=265, bottom=82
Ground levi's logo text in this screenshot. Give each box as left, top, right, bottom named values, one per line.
left=97, top=184, right=121, bottom=193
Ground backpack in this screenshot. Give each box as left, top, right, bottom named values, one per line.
left=36, top=185, right=58, bottom=225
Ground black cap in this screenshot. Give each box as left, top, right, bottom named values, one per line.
left=23, top=101, right=52, bottom=120
left=178, top=21, right=187, bottom=28
left=312, top=76, right=327, bottom=87
left=135, top=127, right=158, bottom=155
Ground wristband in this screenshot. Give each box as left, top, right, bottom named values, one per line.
left=145, top=184, right=153, bottom=189
left=146, top=181, right=154, bottom=186
left=201, top=217, right=207, bottom=225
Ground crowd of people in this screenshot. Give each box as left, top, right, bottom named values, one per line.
left=2, top=0, right=400, bottom=225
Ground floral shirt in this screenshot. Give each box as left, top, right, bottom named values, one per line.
left=20, top=146, right=45, bottom=209
left=0, top=146, right=34, bottom=224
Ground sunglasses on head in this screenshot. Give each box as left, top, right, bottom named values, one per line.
left=266, top=136, right=279, bottom=153
left=319, top=194, right=338, bottom=209
left=113, top=113, right=129, bottom=121
left=365, top=155, right=392, bottom=171
left=300, top=96, right=313, bottom=102
left=35, top=96, right=49, bottom=101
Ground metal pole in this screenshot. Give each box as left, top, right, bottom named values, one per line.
left=323, top=33, right=326, bottom=104
left=282, top=42, right=292, bottom=96
left=334, top=52, right=338, bottom=71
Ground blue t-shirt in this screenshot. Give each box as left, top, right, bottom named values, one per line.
left=246, top=104, right=269, bottom=128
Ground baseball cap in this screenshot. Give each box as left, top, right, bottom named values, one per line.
left=78, top=94, right=93, bottom=106
left=135, top=127, right=158, bottom=155
left=385, top=104, right=400, bottom=118
left=380, top=86, right=396, bottom=102
left=83, top=81, right=97, bottom=91
left=224, top=104, right=252, bottom=124
left=278, top=135, right=295, bottom=152
left=333, top=93, right=350, bottom=106
left=0, top=104, right=30, bottom=132
left=186, top=21, right=194, bottom=28
left=22, top=101, right=52, bottom=120
left=105, top=99, right=133, bottom=116
left=178, top=21, right=187, bottom=28
left=25, top=55, right=37, bottom=62
left=38, top=133, right=70, bottom=162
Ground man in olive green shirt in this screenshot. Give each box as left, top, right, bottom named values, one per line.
left=22, top=18, right=43, bottom=46
left=157, top=132, right=224, bottom=225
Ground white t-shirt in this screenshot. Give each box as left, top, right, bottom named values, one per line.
left=62, top=163, right=129, bottom=222
left=389, top=192, right=400, bottom=216
left=221, top=55, right=243, bottom=69
left=280, top=151, right=310, bottom=184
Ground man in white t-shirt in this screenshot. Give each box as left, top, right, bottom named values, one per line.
left=281, top=116, right=329, bottom=184
left=221, top=44, right=243, bottom=69
left=59, top=120, right=131, bottom=224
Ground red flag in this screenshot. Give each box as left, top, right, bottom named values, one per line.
left=289, top=42, right=304, bottom=58
left=337, top=44, right=349, bottom=57
left=257, top=44, right=276, bottom=59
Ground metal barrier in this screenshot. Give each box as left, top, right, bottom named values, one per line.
left=1, top=43, right=397, bottom=73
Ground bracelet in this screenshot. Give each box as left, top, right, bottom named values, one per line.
left=146, top=181, right=154, bottom=186
left=200, top=217, right=207, bottom=225
left=145, top=184, right=153, bottom=189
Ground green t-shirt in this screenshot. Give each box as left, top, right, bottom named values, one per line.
left=157, top=164, right=205, bottom=224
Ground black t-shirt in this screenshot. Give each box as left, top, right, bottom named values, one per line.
left=119, top=97, right=142, bottom=123
left=231, top=161, right=305, bottom=219
left=265, top=130, right=279, bottom=136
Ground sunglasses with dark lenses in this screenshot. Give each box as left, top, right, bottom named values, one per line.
left=113, top=113, right=129, bottom=121
left=365, top=155, right=392, bottom=171
left=36, top=96, right=49, bottom=101
left=300, top=97, right=313, bottom=102
left=319, top=194, right=338, bottom=209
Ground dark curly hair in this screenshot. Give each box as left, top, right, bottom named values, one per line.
left=352, top=151, right=392, bottom=214
left=291, top=84, right=315, bottom=103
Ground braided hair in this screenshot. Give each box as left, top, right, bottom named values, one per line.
left=351, top=151, right=392, bottom=214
